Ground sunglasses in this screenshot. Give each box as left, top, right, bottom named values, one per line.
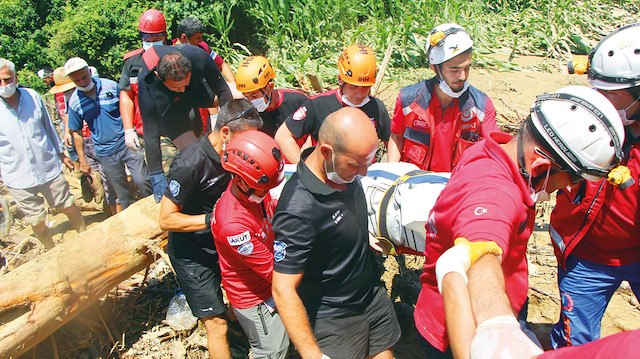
left=534, top=147, right=583, bottom=183
left=226, top=107, right=261, bottom=124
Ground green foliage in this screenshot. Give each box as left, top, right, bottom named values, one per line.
left=17, top=68, right=49, bottom=94
left=1, top=0, right=637, bottom=93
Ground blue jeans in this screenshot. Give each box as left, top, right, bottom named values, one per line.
left=98, top=146, right=151, bottom=209
left=551, top=254, right=640, bottom=348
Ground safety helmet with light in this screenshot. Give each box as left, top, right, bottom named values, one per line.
left=426, top=23, right=474, bottom=65
left=588, top=23, right=640, bottom=90
left=337, top=44, right=377, bottom=86
left=139, top=9, right=166, bottom=33
left=222, top=130, right=285, bottom=191
left=528, top=85, right=624, bottom=181
left=235, top=56, right=275, bottom=93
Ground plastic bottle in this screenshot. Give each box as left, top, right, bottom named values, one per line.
left=165, top=289, right=198, bottom=331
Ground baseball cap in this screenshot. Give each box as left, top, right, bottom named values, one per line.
left=64, top=57, right=89, bottom=76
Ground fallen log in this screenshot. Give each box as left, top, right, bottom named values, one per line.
left=0, top=196, right=168, bottom=358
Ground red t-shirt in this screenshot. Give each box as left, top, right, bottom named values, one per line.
left=211, top=183, right=277, bottom=309
left=414, top=132, right=535, bottom=351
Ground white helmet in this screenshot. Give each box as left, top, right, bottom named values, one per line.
left=529, top=86, right=624, bottom=181
left=588, top=23, right=640, bottom=90
left=426, top=23, right=474, bottom=65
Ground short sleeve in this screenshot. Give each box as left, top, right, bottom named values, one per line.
left=375, top=99, right=392, bottom=141
left=390, top=93, right=406, bottom=134
left=272, top=211, right=317, bottom=274
left=284, top=99, right=318, bottom=139
left=164, top=157, right=196, bottom=207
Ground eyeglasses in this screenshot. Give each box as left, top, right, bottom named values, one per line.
left=224, top=107, right=261, bottom=126
left=534, top=147, right=583, bottom=183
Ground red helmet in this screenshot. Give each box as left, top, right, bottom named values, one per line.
left=222, top=130, right=285, bottom=191
left=139, top=9, right=166, bottom=33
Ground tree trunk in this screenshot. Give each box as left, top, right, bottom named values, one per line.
left=0, top=197, right=167, bottom=358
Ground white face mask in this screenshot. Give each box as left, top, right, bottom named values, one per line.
left=77, top=79, right=95, bottom=92
left=324, top=148, right=354, bottom=184
left=438, top=79, right=469, bottom=99
left=528, top=163, right=551, bottom=203
left=142, top=40, right=163, bottom=51
left=617, top=96, right=640, bottom=126
left=0, top=81, right=17, bottom=98
left=248, top=193, right=266, bottom=203
left=341, top=94, right=370, bottom=108
left=251, top=95, right=270, bottom=112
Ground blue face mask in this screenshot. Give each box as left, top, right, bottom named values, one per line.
left=142, top=40, right=163, bottom=51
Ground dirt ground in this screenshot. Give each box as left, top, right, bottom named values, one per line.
left=2, top=52, right=640, bottom=358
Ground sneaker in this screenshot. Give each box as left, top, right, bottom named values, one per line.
left=80, top=174, right=93, bottom=203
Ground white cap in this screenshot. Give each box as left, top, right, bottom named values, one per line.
left=64, top=57, right=89, bottom=76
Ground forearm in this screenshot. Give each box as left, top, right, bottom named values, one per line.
left=468, top=254, right=513, bottom=325
left=120, top=90, right=135, bottom=130
left=442, top=273, right=475, bottom=359
left=72, top=131, right=87, bottom=163
left=275, top=124, right=302, bottom=164
left=272, top=276, right=322, bottom=359
left=220, top=62, right=235, bottom=82
left=159, top=197, right=208, bottom=232
left=387, top=133, right=404, bottom=162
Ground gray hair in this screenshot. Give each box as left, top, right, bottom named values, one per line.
left=0, top=58, right=16, bottom=76
left=215, top=98, right=263, bottom=133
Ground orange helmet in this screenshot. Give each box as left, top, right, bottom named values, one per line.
left=338, top=44, right=377, bottom=86
left=139, top=9, right=166, bottom=33
left=222, top=130, right=285, bottom=191
left=235, top=56, right=275, bottom=93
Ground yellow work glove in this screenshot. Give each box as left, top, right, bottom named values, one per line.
left=435, top=237, right=503, bottom=294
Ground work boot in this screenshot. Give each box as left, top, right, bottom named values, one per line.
left=90, top=172, right=104, bottom=204
left=80, top=174, right=93, bottom=203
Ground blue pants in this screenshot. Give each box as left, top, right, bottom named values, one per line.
left=551, top=254, right=640, bottom=348
left=98, top=146, right=151, bottom=209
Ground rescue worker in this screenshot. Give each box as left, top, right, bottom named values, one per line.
left=416, top=86, right=625, bottom=359
left=549, top=23, right=640, bottom=348
left=119, top=9, right=168, bottom=153
left=158, top=99, right=262, bottom=359
left=272, top=107, right=401, bottom=358
left=173, top=16, right=235, bottom=82
left=211, top=130, right=289, bottom=359
left=137, top=45, right=232, bottom=202
left=235, top=56, right=308, bottom=138
left=274, top=44, right=391, bottom=163
left=387, top=23, right=499, bottom=171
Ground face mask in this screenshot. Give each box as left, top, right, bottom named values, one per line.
left=617, top=96, right=640, bottom=126
left=438, top=79, right=469, bottom=98
left=248, top=193, right=266, bottom=203
left=528, top=162, right=551, bottom=203
left=0, top=81, right=16, bottom=98
left=324, top=148, right=354, bottom=184
left=77, top=80, right=95, bottom=92
left=341, top=94, right=370, bottom=108
left=142, top=41, right=163, bottom=51
left=250, top=90, right=271, bottom=112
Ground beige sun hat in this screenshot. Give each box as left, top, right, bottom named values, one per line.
left=48, top=67, right=76, bottom=94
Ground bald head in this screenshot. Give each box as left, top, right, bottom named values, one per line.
left=319, top=107, right=378, bottom=155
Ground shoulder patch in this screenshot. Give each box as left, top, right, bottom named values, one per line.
left=273, top=241, right=287, bottom=262
left=237, top=242, right=254, bottom=256
left=292, top=106, right=307, bottom=121
left=169, top=180, right=181, bottom=197
left=227, top=230, right=251, bottom=246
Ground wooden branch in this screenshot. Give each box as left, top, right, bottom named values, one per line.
left=0, top=197, right=168, bottom=358
left=372, top=43, right=394, bottom=97
left=306, top=73, right=324, bottom=94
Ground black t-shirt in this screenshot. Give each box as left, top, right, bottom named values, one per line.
left=260, top=89, right=308, bottom=137
left=284, top=88, right=391, bottom=142
left=164, top=136, right=231, bottom=249
left=272, top=148, right=377, bottom=319
left=137, top=44, right=232, bottom=174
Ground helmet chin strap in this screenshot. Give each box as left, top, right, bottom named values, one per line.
left=517, top=130, right=531, bottom=182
